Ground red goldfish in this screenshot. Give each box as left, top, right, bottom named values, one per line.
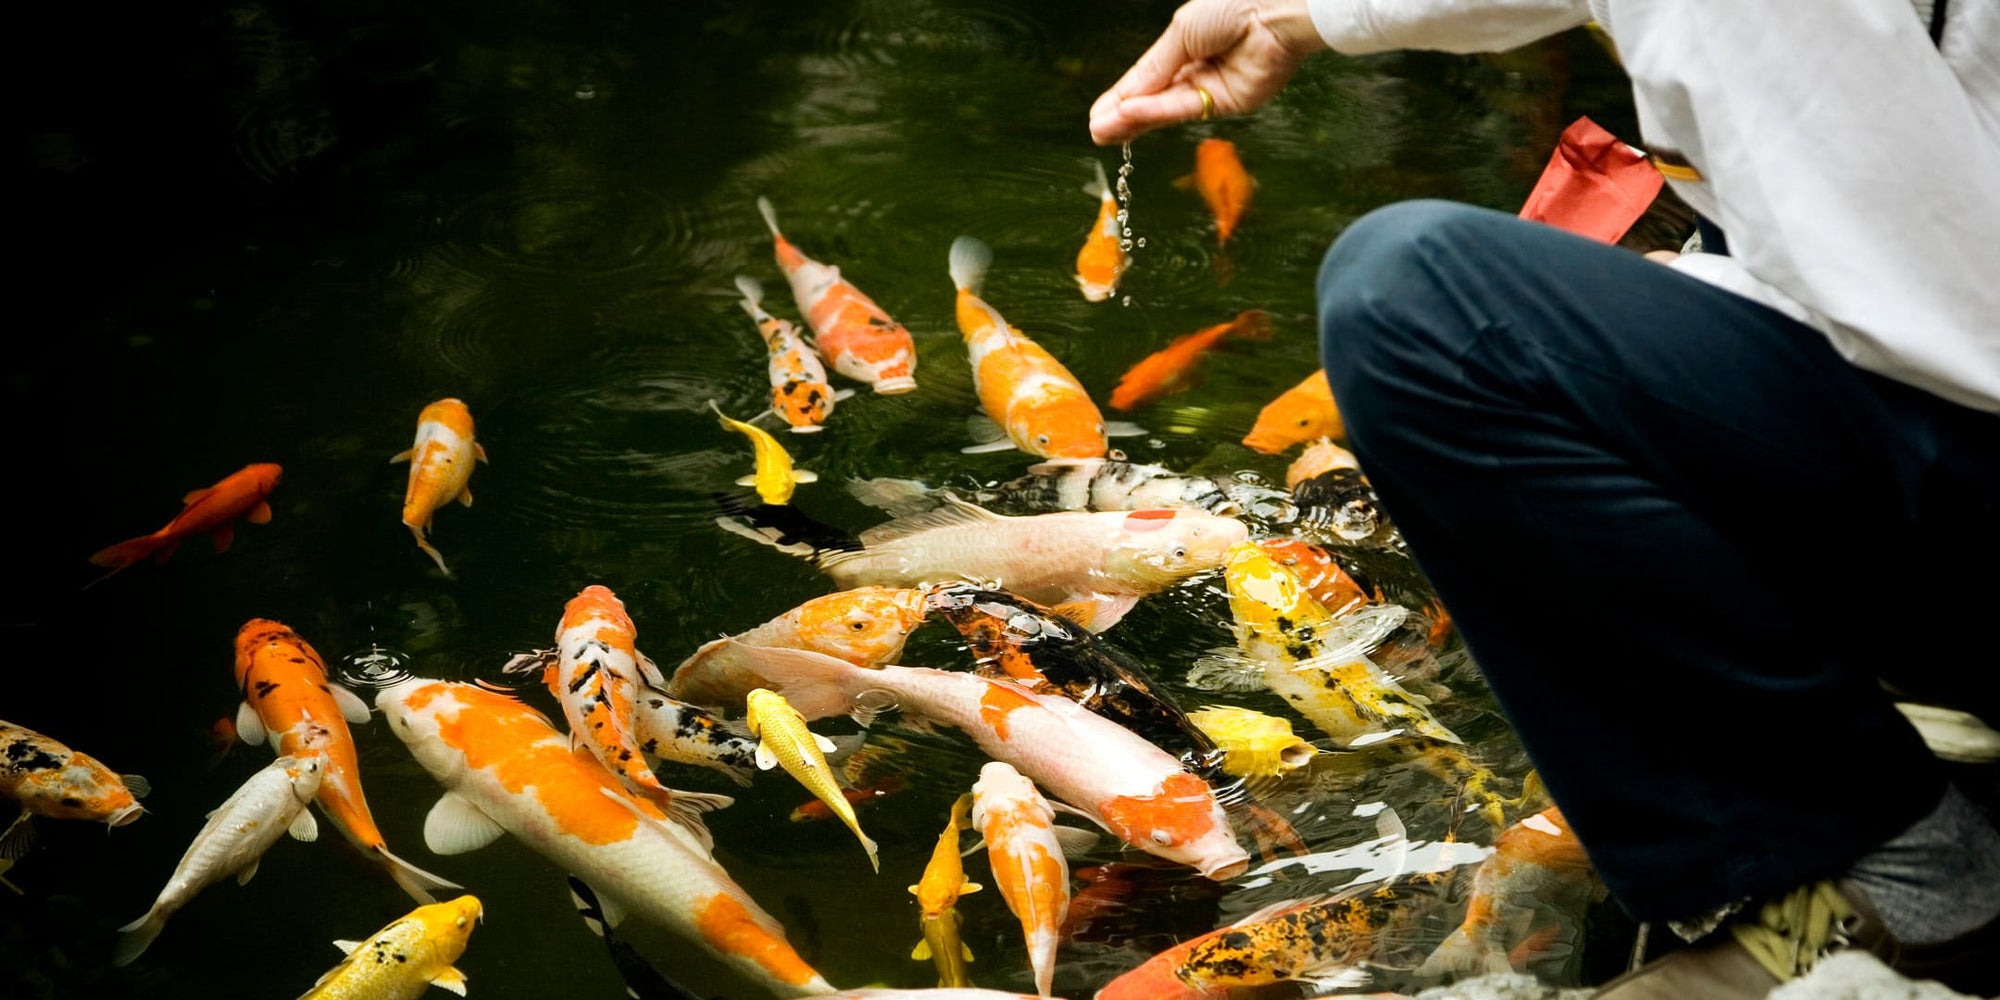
left=1109, top=309, right=1272, bottom=411
left=391, top=398, right=486, bottom=576
left=1243, top=369, right=1344, bottom=455
left=757, top=197, right=917, bottom=394
left=234, top=618, right=459, bottom=904
left=1176, top=138, right=1254, bottom=245
left=1074, top=160, right=1128, bottom=302
left=951, top=235, right=1110, bottom=459
left=736, top=274, right=848, bottom=433
left=87, top=463, right=282, bottom=581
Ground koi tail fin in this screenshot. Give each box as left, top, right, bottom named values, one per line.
left=948, top=236, right=992, bottom=295
left=1415, top=926, right=1514, bottom=979
left=734, top=274, right=768, bottom=321
left=1084, top=159, right=1111, bottom=200
left=1230, top=308, right=1275, bottom=340
left=756, top=196, right=782, bottom=236
left=711, top=493, right=861, bottom=563
left=643, top=786, right=735, bottom=854
left=377, top=845, right=462, bottom=905
left=87, top=532, right=170, bottom=572
left=112, top=908, right=167, bottom=967
left=406, top=524, right=453, bottom=577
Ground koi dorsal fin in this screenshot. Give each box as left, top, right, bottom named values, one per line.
left=856, top=495, right=1005, bottom=547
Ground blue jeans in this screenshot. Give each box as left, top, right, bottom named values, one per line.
left=1316, top=200, right=1999, bottom=921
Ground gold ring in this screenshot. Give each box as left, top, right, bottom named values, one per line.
left=1196, top=85, right=1216, bottom=121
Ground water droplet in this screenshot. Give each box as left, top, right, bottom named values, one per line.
left=1119, top=239, right=1133, bottom=252
left=1135, top=237, right=1147, bottom=249
left=1120, top=294, right=1133, bottom=307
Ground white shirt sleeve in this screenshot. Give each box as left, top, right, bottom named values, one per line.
left=1306, top=0, right=1591, bottom=55
left=1612, top=0, right=2000, bottom=411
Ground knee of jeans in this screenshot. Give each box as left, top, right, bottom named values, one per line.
left=1316, top=200, right=1489, bottom=406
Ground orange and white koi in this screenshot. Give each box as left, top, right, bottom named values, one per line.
left=950, top=236, right=1112, bottom=459
left=1174, top=138, right=1254, bottom=246
left=0, top=720, right=147, bottom=861
left=1417, top=806, right=1599, bottom=979
left=909, top=793, right=981, bottom=987
left=757, top=196, right=917, bottom=394
left=1108, top=309, right=1272, bottom=412
left=1074, top=160, right=1127, bottom=303
left=114, top=751, right=326, bottom=967
left=723, top=644, right=1250, bottom=880
left=298, top=894, right=483, bottom=1000
left=736, top=274, right=849, bottom=433
left=390, top=397, right=486, bottom=576
left=745, top=687, right=879, bottom=872
left=503, top=586, right=734, bottom=844
left=233, top=619, right=459, bottom=905
left=1242, top=370, right=1343, bottom=455
left=376, top=676, right=833, bottom=997
left=87, top=462, right=282, bottom=581
left=712, top=399, right=818, bottom=506
left=971, top=762, right=1071, bottom=998
left=668, top=586, right=930, bottom=711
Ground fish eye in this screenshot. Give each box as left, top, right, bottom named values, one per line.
left=849, top=620, right=867, bottom=631
left=455, top=917, right=467, bottom=928
left=1296, top=417, right=1310, bottom=428
left=1150, top=830, right=1173, bottom=846
left=1171, top=545, right=1188, bottom=560
left=1036, top=433, right=1051, bottom=446
left=61, top=796, right=83, bottom=808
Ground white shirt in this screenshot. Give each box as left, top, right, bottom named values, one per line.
left=1307, top=0, right=2000, bottom=413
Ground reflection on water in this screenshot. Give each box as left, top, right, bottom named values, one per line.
left=10, top=0, right=1657, bottom=997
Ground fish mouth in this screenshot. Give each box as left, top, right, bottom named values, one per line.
left=1203, top=857, right=1250, bottom=881
left=787, top=424, right=826, bottom=434
left=870, top=377, right=918, bottom=395
left=107, top=804, right=147, bottom=828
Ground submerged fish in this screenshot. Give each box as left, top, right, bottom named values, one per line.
left=115, top=751, right=327, bottom=966
left=1108, top=309, right=1272, bottom=412
left=1175, top=138, right=1254, bottom=246
left=847, top=458, right=1250, bottom=520
left=1417, top=806, right=1599, bottom=979
left=1099, top=886, right=1409, bottom=998
left=632, top=689, right=761, bottom=788
left=1285, top=437, right=1359, bottom=489
left=1184, top=705, right=1320, bottom=779
left=569, top=876, right=705, bottom=1000
left=971, top=762, right=1070, bottom=998
left=791, top=775, right=905, bottom=823
left=1255, top=538, right=1376, bottom=617
left=0, top=720, right=147, bottom=832
left=297, top=894, right=483, bottom=1000
left=745, top=688, right=879, bottom=873
left=1242, top=370, right=1343, bottom=455
left=909, top=793, right=982, bottom=988
left=390, top=397, right=487, bottom=576
left=87, top=462, right=282, bottom=582
left=712, top=400, right=818, bottom=506
left=1074, top=160, right=1128, bottom=303
left=736, top=274, right=849, bottom=433
left=926, top=583, right=1220, bottom=769
left=1290, top=466, right=1392, bottom=546
left=233, top=619, right=458, bottom=904
left=376, top=676, right=833, bottom=996
left=757, top=196, right=917, bottom=394
left=669, top=586, right=929, bottom=711
left=950, top=235, right=1114, bottom=459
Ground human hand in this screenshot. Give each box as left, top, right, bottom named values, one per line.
left=1088, top=0, right=1327, bottom=146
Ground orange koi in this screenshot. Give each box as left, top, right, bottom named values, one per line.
left=1285, top=437, right=1360, bottom=489
left=1109, top=309, right=1272, bottom=411
left=756, top=197, right=917, bottom=394
left=233, top=618, right=459, bottom=904
left=87, top=463, right=282, bottom=582
left=1175, top=138, right=1254, bottom=246
left=1417, top=806, right=1599, bottom=979
left=736, top=274, right=849, bottom=433
left=376, top=677, right=832, bottom=996
left=1074, top=160, right=1128, bottom=303
left=1255, top=538, right=1375, bottom=616
left=1242, top=369, right=1344, bottom=455
left=971, top=762, right=1071, bottom=998
left=390, top=398, right=486, bottom=576
left=668, top=586, right=929, bottom=711
left=949, top=235, right=1112, bottom=459
left=0, top=718, right=148, bottom=863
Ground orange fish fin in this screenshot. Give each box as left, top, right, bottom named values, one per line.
left=210, top=524, right=235, bottom=554
left=86, top=533, right=165, bottom=572
left=389, top=449, right=413, bottom=464
left=246, top=501, right=273, bottom=525
left=456, top=487, right=473, bottom=508
left=1172, top=172, right=1197, bottom=191
left=1231, top=309, right=1275, bottom=339
left=182, top=488, right=212, bottom=505
left=1048, top=600, right=1099, bottom=630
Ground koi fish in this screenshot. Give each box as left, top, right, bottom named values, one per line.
left=950, top=235, right=1114, bottom=459
left=669, top=586, right=929, bottom=711
left=632, top=689, right=761, bottom=787
left=745, top=688, right=879, bottom=872
left=1100, top=887, right=1406, bottom=998
left=823, top=991, right=1049, bottom=999
left=1184, top=705, right=1320, bottom=779
left=87, top=462, right=282, bottom=581
left=1074, top=160, right=1127, bottom=303
left=1221, top=543, right=1462, bottom=746
left=791, top=775, right=905, bottom=823
left=375, top=676, right=833, bottom=996
left=925, top=583, right=1220, bottom=770
left=569, top=876, right=706, bottom=1000
left=736, top=274, right=850, bottom=433
left=1290, top=465, right=1390, bottom=546
left=847, top=458, right=1253, bottom=519
left=233, top=618, right=459, bottom=905
left=1242, top=370, right=1343, bottom=455
left=1285, top=437, right=1359, bottom=490
left=1255, top=538, right=1375, bottom=617
left=0, top=720, right=148, bottom=865
left=1174, top=138, right=1254, bottom=246
left=721, top=643, right=1251, bottom=880
left=390, top=397, right=486, bottom=576
left=719, top=498, right=1247, bottom=634
left=971, top=762, right=1071, bottom=998
left=1417, top=806, right=1599, bottom=979
left=712, top=399, right=817, bottom=506
left=756, top=196, right=917, bottom=394
left=501, top=586, right=734, bottom=843
left=114, top=751, right=326, bottom=966
left=909, top=793, right=982, bottom=988
left=1108, top=309, right=1272, bottom=412
left=297, top=894, right=482, bottom=1000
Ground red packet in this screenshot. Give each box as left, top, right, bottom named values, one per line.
left=1517, top=116, right=1664, bottom=243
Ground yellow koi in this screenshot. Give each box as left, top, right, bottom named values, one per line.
left=297, top=895, right=482, bottom=1000
left=909, top=793, right=982, bottom=986
left=1185, top=705, right=1320, bottom=779
left=744, top=688, right=877, bottom=872
left=711, top=400, right=817, bottom=505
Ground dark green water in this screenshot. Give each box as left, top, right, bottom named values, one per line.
left=10, top=2, right=1654, bottom=996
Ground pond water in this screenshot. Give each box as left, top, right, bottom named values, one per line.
left=10, top=1, right=1662, bottom=997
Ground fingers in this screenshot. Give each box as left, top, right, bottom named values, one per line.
left=1092, top=82, right=1215, bottom=146
left=1088, top=0, right=1239, bottom=145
